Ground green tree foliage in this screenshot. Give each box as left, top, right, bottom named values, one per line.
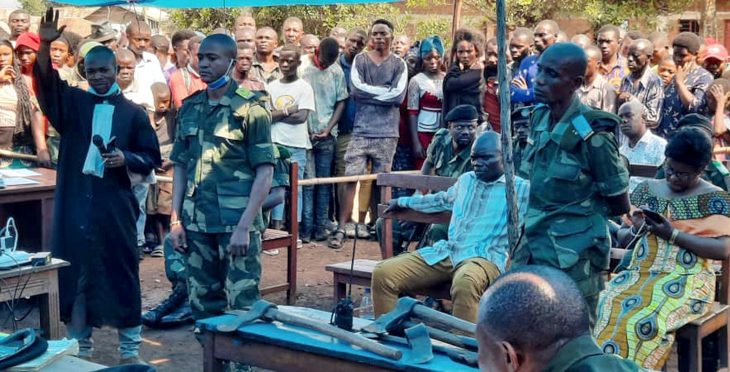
left=19, top=0, right=47, bottom=16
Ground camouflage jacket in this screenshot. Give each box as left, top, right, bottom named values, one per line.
left=170, top=82, right=276, bottom=233
left=424, top=128, right=473, bottom=178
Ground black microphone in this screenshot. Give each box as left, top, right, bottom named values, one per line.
left=93, top=135, right=108, bottom=155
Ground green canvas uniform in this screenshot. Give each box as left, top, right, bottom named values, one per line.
left=513, top=97, right=629, bottom=324
left=543, top=334, right=644, bottom=372
left=377, top=129, right=473, bottom=254
left=655, top=159, right=730, bottom=192
left=170, top=83, right=275, bottom=320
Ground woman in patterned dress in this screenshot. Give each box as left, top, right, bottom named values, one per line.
left=594, top=126, right=730, bottom=369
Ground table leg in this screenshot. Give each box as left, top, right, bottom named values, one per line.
left=41, top=196, right=54, bottom=252
left=203, top=332, right=225, bottom=372
left=333, top=274, right=347, bottom=301
left=39, top=270, right=61, bottom=339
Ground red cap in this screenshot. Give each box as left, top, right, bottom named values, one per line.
left=705, top=44, right=728, bottom=63
left=16, top=32, right=40, bottom=52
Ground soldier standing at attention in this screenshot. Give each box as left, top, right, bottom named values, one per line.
left=168, top=34, right=275, bottom=321
left=513, top=42, right=630, bottom=324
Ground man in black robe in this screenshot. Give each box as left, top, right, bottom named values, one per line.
left=34, top=9, right=160, bottom=364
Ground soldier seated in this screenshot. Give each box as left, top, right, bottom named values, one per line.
left=371, top=132, right=530, bottom=322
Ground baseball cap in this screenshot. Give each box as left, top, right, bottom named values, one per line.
left=705, top=44, right=728, bottom=63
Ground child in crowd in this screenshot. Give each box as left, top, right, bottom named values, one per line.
left=657, top=57, right=676, bottom=88
left=146, top=82, right=175, bottom=256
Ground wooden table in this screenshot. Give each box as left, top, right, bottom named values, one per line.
left=0, top=258, right=69, bottom=339
left=197, top=306, right=476, bottom=372
left=0, top=168, right=56, bottom=251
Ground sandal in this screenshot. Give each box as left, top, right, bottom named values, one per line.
left=328, top=228, right=347, bottom=249
left=150, top=245, right=164, bottom=258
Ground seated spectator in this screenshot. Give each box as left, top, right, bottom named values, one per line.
left=476, top=265, right=641, bottom=371
left=657, top=32, right=713, bottom=138
left=596, top=127, right=730, bottom=370
left=708, top=78, right=730, bottom=159
left=578, top=45, right=617, bottom=114
left=443, top=28, right=485, bottom=125
left=371, top=132, right=530, bottom=322
left=234, top=44, right=265, bottom=91
left=703, top=44, right=728, bottom=79
left=619, top=38, right=664, bottom=130
left=617, top=101, right=666, bottom=192
left=408, top=36, right=444, bottom=168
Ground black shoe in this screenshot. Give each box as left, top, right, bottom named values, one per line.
left=142, top=283, right=188, bottom=327
left=159, top=302, right=194, bottom=326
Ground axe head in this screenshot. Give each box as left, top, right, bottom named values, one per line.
left=362, top=297, right=421, bottom=334
left=405, top=323, right=433, bottom=364
left=216, top=300, right=278, bottom=332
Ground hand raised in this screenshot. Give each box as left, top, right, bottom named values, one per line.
left=39, top=7, right=66, bottom=43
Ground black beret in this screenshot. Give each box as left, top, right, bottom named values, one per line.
left=445, top=104, right=478, bottom=122
left=511, top=106, right=533, bottom=123
left=677, top=113, right=712, bottom=136
left=672, top=32, right=701, bottom=54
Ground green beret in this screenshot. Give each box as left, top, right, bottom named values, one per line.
left=445, top=104, right=478, bottom=123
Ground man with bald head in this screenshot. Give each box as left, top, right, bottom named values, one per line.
left=235, top=26, right=256, bottom=49
left=392, top=34, right=411, bottom=58
left=282, top=16, right=304, bottom=46
left=571, top=34, right=592, bottom=49
left=372, top=129, right=530, bottom=322
left=617, top=101, right=666, bottom=192
left=511, top=20, right=559, bottom=105
left=477, top=266, right=641, bottom=371
left=514, top=42, right=630, bottom=325
left=234, top=13, right=256, bottom=31
left=300, top=34, right=320, bottom=56
left=169, top=33, right=275, bottom=322
left=619, top=38, right=664, bottom=131
left=35, top=8, right=161, bottom=364
left=578, top=45, right=617, bottom=114
left=251, top=27, right=281, bottom=84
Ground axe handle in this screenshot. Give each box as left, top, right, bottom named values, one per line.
left=267, top=309, right=403, bottom=360
left=0, top=149, right=39, bottom=161
left=412, top=305, right=476, bottom=335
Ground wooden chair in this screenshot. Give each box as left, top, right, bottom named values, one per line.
left=260, top=162, right=298, bottom=304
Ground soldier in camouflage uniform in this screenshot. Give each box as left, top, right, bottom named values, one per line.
left=169, top=34, right=275, bottom=321
left=376, top=105, right=477, bottom=255
left=513, top=43, right=630, bottom=325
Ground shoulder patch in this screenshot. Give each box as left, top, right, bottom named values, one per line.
left=571, top=115, right=595, bottom=141
left=236, top=87, right=255, bottom=100
left=582, top=109, right=621, bottom=133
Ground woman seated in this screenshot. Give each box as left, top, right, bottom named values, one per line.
left=594, top=126, right=730, bottom=370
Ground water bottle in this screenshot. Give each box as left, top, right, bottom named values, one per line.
left=359, top=287, right=374, bottom=320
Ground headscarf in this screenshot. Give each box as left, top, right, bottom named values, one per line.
left=419, top=36, right=444, bottom=59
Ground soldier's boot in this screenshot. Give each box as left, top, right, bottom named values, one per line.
left=142, top=282, right=188, bottom=327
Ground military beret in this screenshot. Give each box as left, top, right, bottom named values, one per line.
left=445, top=104, right=478, bottom=122
left=677, top=113, right=712, bottom=136
left=511, top=106, right=533, bottom=123
left=672, top=32, right=701, bottom=54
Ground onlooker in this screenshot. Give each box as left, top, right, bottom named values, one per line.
left=482, top=38, right=500, bottom=132
left=8, top=9, right=30, bottom=45
left=657, top=32, right=713, bottom=138
left=703, top=44, right=729, bottom=79
left=329, top=19, right=408, bottom=249
left=117, top=49, right=147, bottom=107
left=578, top=45, right=617, bottom=114
left=619, top=38, right=664, bottom=130
left=251, top=27, right=281, bottom=84
left=477, top=266, right=641, bottom=371
left=617, top=101, right=666, bottom=191
left=15, top=32, right=39, bottom=88
left=88, top=21, right=118, bottom=51
left=334, top=28, right=367, bottom=239
left=300, top=34, right=319, bottom=56
left=268, top=44, right=315, bottom=230
left=707, top=78, right=730, bottom=158
left=408, top=36, right=444, bottom=168
left=234, top=26, right=256, bottom=49
left=657, top=56, right=676, bottom=88
left=648, top=31, right=670, bottom=69
left=511, top=20, right=559, bottom=105
left=151, top=34, right=174, bottom=81
left=125, top=21, right=166, bottom=103
left=169, top=35, right=206, bottom=109
left=511, top=106, right=531, bottom=171
left=392, top=35, right=411, bottom=58
left=300, top=38, right=348, bottom=242
left=169, top=29, right=196, bottom=79
left=330, top=26, right=347, bottom=52
left=234, top=13, right=256, bottom=31
left=571, top=33, right=593, bottom=49
left=443, top=28, right=484, bottom=125
left=508, top=27, right=533, bottom=79
left=282, top=17, right=304, bottom=46
left=597, top=25, right=629, bottom=90
left=619, top=30, right=644, bottom=59
left=234, top=44, right=265, bottom=91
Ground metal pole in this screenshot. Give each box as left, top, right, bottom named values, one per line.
left=495, top=0, right=519, bottom=252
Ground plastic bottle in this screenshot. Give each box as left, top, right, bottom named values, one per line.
left=359, top=287, right=374, bottom=320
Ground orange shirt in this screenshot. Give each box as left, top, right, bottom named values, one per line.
left=169, top=67, right=206, bottom=109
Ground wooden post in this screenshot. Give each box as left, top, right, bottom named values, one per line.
left=451, top=0, right=463, bottom=38
left=701, top=0, right=717, bottom=39
left=495, top=0, right=520, bottom=253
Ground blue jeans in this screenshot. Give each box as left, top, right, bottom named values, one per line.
left=302, top=137, right=335, bottom=237
left=68, top=325, right=142, bottom=359
left=132, top=183, right=149, bottom=245
left=272, top=145, right=306, bottom=223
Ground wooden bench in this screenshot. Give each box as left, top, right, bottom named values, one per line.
left=260, top=162, right=298, bottom=304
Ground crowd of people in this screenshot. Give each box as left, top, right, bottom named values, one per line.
left=3, top=4, right=730, bottom=370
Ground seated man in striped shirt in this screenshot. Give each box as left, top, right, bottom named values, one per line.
left=371, top=131, right=530, bottom=323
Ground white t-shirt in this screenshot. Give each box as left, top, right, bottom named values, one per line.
left=268, top=78, right=316, bottom=149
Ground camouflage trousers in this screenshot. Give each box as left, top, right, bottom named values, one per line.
left=184, top=230, right=262, bottom=320
left=163, top=234, right=187, bottom=285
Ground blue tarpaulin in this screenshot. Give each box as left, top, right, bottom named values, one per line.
left=53, top=0, right=398, bottom=8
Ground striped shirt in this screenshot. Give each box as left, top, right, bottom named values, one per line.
left=396, top=172, right=530, bottom=272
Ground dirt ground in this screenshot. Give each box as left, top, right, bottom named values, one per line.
left=52, top=238, right=381, bottom=371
